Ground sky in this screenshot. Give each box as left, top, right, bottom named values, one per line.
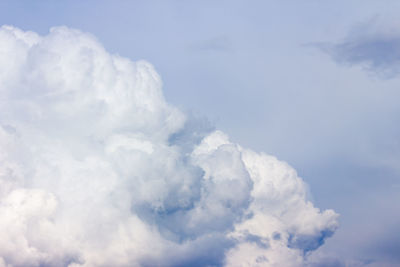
left=0, top=1, right=399, bottom=266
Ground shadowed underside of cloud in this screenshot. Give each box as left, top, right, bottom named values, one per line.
left=0, top=25, right=338, bottom=267
left=316, top=22, right=400, bottom=78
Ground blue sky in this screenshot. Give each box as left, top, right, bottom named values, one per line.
left=1, top=1, right=400, bottom=265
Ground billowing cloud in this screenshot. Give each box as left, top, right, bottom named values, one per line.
left=0, top=25, right=338, bottom=267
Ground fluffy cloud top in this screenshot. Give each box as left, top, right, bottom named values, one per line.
left=0, top=25, right=338, bottom=267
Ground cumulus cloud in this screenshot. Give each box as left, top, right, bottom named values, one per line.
left=316, top=19, right=400, bottom=78
left=0, top=25, right=338, bottom=267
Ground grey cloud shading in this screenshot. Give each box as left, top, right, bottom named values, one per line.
left=243, top=232, right=270, bottom=249
left=316, top=22, right=400, bottom=78
left=288, top=229, right=335, bottom=254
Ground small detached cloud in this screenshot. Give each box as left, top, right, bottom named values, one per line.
left=0, top=25, right=337, bottom=267
left=189, top=35, right=231, bottom=52
left=316, top=19, right=400, bottom=78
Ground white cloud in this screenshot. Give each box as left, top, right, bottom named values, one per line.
left=0, top=25, right=338, bottom=267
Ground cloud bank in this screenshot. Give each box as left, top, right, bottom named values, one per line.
left=0, top=26, right=338, bottom=267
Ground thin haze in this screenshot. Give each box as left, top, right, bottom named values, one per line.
left=0, top=0, right=399, bottom=266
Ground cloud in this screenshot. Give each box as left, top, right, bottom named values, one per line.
left=315, top=19, right=400, bottom=78
left=189, top=35, right=231, bottom=52
left=0, top=25, right=338, bottom=267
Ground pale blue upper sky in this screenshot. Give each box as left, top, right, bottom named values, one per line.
left=1, top=1, right=400, bottom=265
